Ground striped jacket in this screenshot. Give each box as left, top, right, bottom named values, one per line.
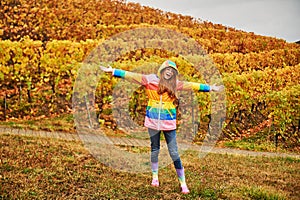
left=113, top=69, right=210, bottom=131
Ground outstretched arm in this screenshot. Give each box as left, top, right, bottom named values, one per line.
left=178, top=81, right=224, bottom=92
left=100, top=65, right=145, bottom=85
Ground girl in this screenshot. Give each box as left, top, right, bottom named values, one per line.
left=100, top=60, right=223, bottom=194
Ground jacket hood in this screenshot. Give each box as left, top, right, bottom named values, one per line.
left=157, top=60, right=178, bottom=77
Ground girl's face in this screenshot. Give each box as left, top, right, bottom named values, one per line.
left=162, top=67, right=175, bottom=80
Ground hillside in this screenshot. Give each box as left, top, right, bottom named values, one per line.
left=1, top=0, right=298, bottom=50
left=0, top=0, right=299, bottom=151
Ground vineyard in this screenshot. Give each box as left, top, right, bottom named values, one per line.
left=0, top=0, right=299, bottom=150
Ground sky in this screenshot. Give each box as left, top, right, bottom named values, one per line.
left=127, top=0, right=300, bottom=43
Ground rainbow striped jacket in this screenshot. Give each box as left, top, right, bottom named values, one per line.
left=113, top=69, right=210, bottom=131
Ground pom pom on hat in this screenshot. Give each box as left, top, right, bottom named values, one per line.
left=157, top=60, right=178, bottom=76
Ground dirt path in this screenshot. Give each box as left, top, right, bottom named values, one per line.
left=1, top=126, right=299, bottom=159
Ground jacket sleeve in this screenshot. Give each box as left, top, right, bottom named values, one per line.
left=112, top=69, right=147, bottom=85
left=177, top=80, right=210, bottom=92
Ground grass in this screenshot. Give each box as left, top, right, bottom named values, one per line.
left=0, top=114, right=75, bottom=133
left=1, top=133, right=299, bottom=199
left=219, top=130, right=299, bottom=154
left=241, top=186, right=287, bottom=200
left=222, top=139, right=279, bottom=152
left=1, top=114, right=298, bottom=154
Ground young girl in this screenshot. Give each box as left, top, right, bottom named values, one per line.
left=100, top=60, right=223, bottom=194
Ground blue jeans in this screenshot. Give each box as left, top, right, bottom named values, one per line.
left=148, top=128, right=183, bottom=169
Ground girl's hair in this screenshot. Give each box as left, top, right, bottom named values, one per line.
left=157, top=67, right=178, bottom=99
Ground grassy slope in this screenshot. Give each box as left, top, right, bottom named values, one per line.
left=1, top=134, right=299, bottom=199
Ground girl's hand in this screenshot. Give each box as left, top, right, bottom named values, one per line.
left=100, top=65, right=113, bottom=73
left=210, top=84, right=225, bottom=92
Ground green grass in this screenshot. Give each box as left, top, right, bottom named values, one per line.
left=1, top=133, right=299, bottom=199
left=223, top=139, right=279, bottom=152
left=0, top=114, right=75, bottom=133
left=219, top=130, right=299, bottom=154
left=241, top=186, right=287, bottom=200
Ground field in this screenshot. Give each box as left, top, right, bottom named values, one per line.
left=1, top=133, right=299, bottom=199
